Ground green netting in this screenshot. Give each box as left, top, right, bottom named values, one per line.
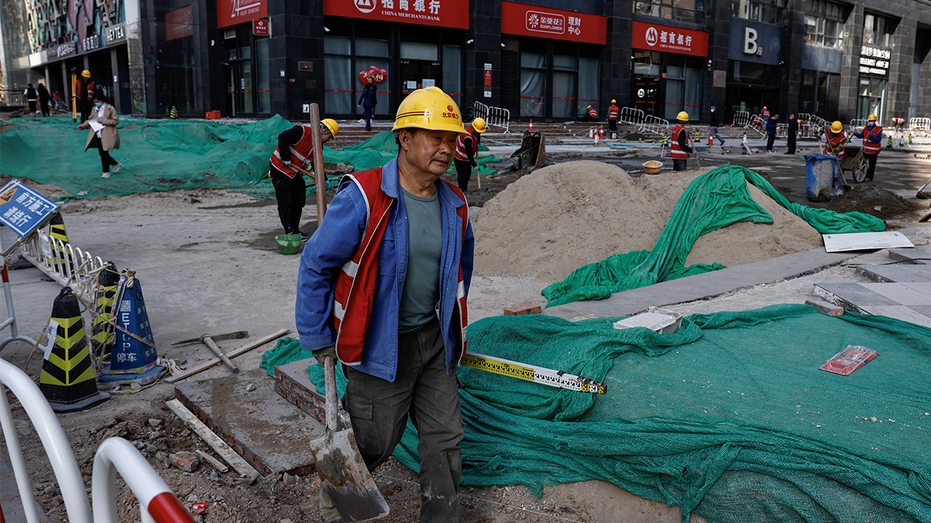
left=0, top=117, right=499, bottom=201
left=266, top=305, right=931, bottom=522
left=542, top=165, right=886, bottom=307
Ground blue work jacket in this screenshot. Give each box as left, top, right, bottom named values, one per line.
left=296, top=157, right=475, bottom=382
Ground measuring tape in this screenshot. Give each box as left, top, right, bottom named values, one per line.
left=461, top=351, right=607, bottom=395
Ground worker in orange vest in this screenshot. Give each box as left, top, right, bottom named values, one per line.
left=454, top=117, right=486, bottom=192
left=824, top=121, right=847, bottom=161
left=670, top=111, right=693, bottom=171
left=853, top=114, right=882, bottom=181
left=586, top=105, right=598, bottom=121
left=607, top=99, right=619, bottom=138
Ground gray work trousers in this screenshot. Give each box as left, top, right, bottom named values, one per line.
left=343, top=317, right=464, bottom=523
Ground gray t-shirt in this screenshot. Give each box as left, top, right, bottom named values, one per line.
left=398, top=187, right=442, bottom=332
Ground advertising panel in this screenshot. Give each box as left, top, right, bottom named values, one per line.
left=631, top=20, right=708, bottom=57
left=500, top=1, right=607, bottom=45
left=323, top=0, right=468, bottom=29
left=218, top=0, right=267, bottom=29
left=728, top=18, right=782, bottom=66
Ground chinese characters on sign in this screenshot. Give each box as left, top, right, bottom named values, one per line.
left=859, top=45, right=890, bottom=76
left=218, top=0, right=267, bottom=29
left=324, top=0, right=466, bottom=28
left=632, top=21, right=708, bottom=57
left=500, top=1, right=606, bottom=45
left=0, top=180, right=60, bottom=239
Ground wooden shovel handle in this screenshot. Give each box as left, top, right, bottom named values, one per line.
left=323, top=355, right=338, bottom=431
left=203, top=336, right=239, bottom=373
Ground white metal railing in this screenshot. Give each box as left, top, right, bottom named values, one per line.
left=0, top=358, right=195, bottom=523
left=19, top=230, right=104, bottom=301
left=471, top=101, right=511, bottom=133
left=620, top=107, right=645, bottom=129
left=641, top=114, right=669, bottom=135
left=849, top=119, right=867, bottom=130
left=745, top=115, right=766, bottom=137
left=732, top=110, right=751, bottom=127
left=909, top=117, right=930, bottom=130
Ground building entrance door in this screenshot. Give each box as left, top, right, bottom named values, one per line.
left=227, top=60, right=253, bottom=117
left=400, top=59, right=440, bottom=96
left=632, top=76, right=659, bottom=117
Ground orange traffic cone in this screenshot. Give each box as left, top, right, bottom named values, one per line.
left=599, top=126, right=604, bottom=140
left=594, top=132, right=599, bottom=146
left=709, top=133, right=713, bottom=147
left=589, top=126, right=594, bottom=138
left=529, top=119, right=534, bottom=132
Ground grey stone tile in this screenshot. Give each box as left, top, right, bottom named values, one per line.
left=862, top=283, right=931, bottom=306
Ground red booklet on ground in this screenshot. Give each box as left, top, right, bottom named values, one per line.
left=819, top=345, right=878, bottom=376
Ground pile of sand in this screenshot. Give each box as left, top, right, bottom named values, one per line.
left=472, top=160, right=823, bottom=282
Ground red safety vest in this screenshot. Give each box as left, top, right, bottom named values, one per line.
left=862, top=125, right=882, bottom=155
left=454, top=125, right=478, bottom=162
left=270, top=125, right=314, bottom=178
left=828, top=131, right=846, bottom=161
left=75, top=79, right=84, bottom=101
left=588, top=107, right=597, bottom=119
left=762, top=108, right=770, bottom=118
left=670, top=125, right=689, bottom=159
left=332, top=168, right=470, bottom=365
left=608, top=105, right=619, bottom=120
left=86, top=80, right=95, bottom=100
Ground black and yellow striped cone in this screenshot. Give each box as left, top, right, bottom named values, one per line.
left=48, top=213, right=74, bottom=272
left=169, top=105, right=178, bottom=119
left=39, top=287, right=110, bottom=412
left=91, top=262, right=119, bottom=360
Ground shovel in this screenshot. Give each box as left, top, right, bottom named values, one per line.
left=309, top=355, right=389, bottom=522
left=171, top=331, right=249, bottom=373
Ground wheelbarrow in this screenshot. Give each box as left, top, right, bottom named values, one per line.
left=841, top=144, right=869, bottom=183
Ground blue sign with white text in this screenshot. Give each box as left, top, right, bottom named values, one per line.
left=0, top=179, right=60, bottom=238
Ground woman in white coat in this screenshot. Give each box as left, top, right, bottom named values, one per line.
left=77, top=90, right=122, bottom=178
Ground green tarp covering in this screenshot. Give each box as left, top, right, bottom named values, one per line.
left=264, top=305, right=931, bottom=522
left=542, top=165, right=886, bottom=307
left=0, top=116, right=498, bottom=201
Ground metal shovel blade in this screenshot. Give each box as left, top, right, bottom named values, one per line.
left=309, top=427, right=389, bottom=521
left=309, top=356, right=388, bottom=522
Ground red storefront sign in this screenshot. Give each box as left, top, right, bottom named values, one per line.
left=484, top=67, right=492, bottom=88
left=500, top=2, right=606, bottom=45
left=253, top=19, right=269, bottom=36
left=165, top=6, right=193, bottom=41
left=631, top=21, right=708, bottom=57
left=323, top=0, right=468, bottom=29
left=218, top=0, right=267, bottom=29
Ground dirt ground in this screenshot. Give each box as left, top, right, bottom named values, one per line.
left=1, top=135, right=929, bottom=523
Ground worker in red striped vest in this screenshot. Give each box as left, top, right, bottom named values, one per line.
left=454, top=117, right=486, bottom=192
left=607, top=99, right=619, bottom=138
left=670, top=111, right=693, bottom=171
left=853, top=114, right=882, bottom=181
left=824, top=121, right=847, bottom=161
left=586, top=105, right=598, bottom=121
left=297, top=86, right=474, bottom=523
left=269, top=118, right=339, bottom=236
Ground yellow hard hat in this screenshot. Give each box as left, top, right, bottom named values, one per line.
left=392, top=86, right=467, bottom=135
left=677, top=111, right=689, bottom=122
left=611, top=99, right=616, bottom=104
left=763, top=106, right=767, bottom=109
left=471, top=117, right=486, bottom=133
left=320, top=118, right=338, bottom=138
left=831, top=121, right=843, bottom=133
left=867, top=114, right=877, bottom=122
left=82, top=69, right=91, bottom=78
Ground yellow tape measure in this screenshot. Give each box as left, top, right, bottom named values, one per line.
left=461, top=351, right=606, bottom=395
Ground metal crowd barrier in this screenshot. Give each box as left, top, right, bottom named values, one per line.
left=641, top=114, right=669, bottom=135
left=620, top=107, right=645, bottom=129
left=472, top=101, right=511, bottom=133
left=19, top=231, right=104, bottom=302
left=849, top=119, right=867, bottom=130
left=0, top=358, right=195, bottom=523
left=732, top=111, right=750, bottom=127
left=909, top=117, right=930, bottom=130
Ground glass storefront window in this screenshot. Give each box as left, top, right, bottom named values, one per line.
left=857, top=77, right=886, bottom=122
left=634, top=0, right=702, bottom=23
left=442, top=45, right=463, bottom=109
left=520, top=52, right=546, bottom=118
left=804, top=0, right=847, bottom=49
left=325, top=35, right=390, bottom=116
left=256, top=38, right=269, bottom=113
left=578, top=57, right=600, bottom=118
left=864, top=13, right=891, bottom=47
left=800, top=69, right=839, bottom=116
left=633, top=51, right=662, bottom=76
left=401, top=42, right=438, bottom=61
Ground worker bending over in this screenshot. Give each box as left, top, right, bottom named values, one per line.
left=454, top=117, right=486, bottom=192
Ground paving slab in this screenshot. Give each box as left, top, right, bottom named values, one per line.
left=855, top=264, right=931, bottom=282
left=888, top=249, right=931, bottom=264
left=173, top=368, right=324, bottom=476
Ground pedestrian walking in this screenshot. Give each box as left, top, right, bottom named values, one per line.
left=709, top=105, right=725, bottom=146
left=785, top=114, right=798, bottom=154
left=454, top=117, right=486, bottom=192
left=671, top=111, right=693, bottom=171
left=24, top=83, right=38, bottom=115
left=766, top=114, right=779, bottom=152
left=269, top=118, right=339, bottom=237
left=853, top=114, right=882, bottom=181
left=37, top=83, right=51, bottom=116
left=357, top=75, right=378, bottom=131
left=297, top=86, right=474, bottom=523
left=78, top=90, right=122, bottom=179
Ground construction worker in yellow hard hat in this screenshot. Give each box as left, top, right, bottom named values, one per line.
left=607, top=99, right=620, bottom=138
left=824, top=120, right=847, bottom=161
left=853, top=113, right=882, bottom=181
left=269, top=117, right=339, bottom=237
left=455, top=117, right=486, bottom=191
left=587, top=104, right=598, bottom=121
left=75, top=69, right=95, bottom=123
left=298, top=85, right=473, bottom=523
left=671, top=111, right=693, bottom=171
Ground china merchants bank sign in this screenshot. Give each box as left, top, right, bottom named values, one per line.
left=324, top=0, right=468, bottom=29
left=218, top=0, right=267, bottom=28
left=631, top=21, right=708, bottom=57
